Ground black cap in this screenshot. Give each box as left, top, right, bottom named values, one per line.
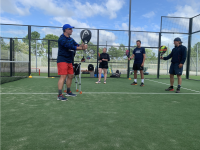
left=174, top=37, right=183, bottom=43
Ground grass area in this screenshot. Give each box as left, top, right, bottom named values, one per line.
left=1, top=77, right=200, bottom=150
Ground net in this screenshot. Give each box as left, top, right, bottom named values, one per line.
left=0, top=61, right=29, bottom=84
left=161, top=17, right=189, bottom=33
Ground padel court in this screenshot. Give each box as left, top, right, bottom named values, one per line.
left=1, top=77, right=200, bottom=150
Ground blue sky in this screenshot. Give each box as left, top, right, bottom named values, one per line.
left=1, top=0, right=200, bottom=31
left=0, top=0, right=200, bottom=48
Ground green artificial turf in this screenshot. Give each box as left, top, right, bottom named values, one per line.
left=1, top=78, right=200, bottom=150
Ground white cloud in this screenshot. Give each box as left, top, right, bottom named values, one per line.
left=142, top=11, right=155, bottom=18
left=119, top=23, right=146, bottom=31
left=105, top=0, right=125, bottom=19
left=53, top=17, right=90, bottom=28
left=0, top=0, right=30, bottom=15
left=0, top=17, right=22, bottom=24
left=168, top=5, right=200, bottom=17
left=1, top=0, right=124, bottom=19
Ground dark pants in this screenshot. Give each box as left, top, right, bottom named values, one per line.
left=169, top=63, right=183, bottom=75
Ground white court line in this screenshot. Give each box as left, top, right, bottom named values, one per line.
left=146, top=79, right=200, bottom=93
left=0, top=92, right=200, bottom=95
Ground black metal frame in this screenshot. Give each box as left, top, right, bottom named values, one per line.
left=1, top=13, right=200, bottom=79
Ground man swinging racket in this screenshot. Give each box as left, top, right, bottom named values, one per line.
left=161, top=37, right=187, bottom=93
left=128, top=40, right=146, bottom=86
left=57, top=24, right=87, bottom=101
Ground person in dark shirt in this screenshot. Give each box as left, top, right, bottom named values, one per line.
left=161, top=37, right=187, bottom=93
left=95, top=48, right=110, bottom=84
left=128, top=40, right=146, bottom=86
left=57, top=24, right=87, bottom=101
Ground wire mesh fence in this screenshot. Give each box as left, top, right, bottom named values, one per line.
left=0, top=13, right=200, bottom=80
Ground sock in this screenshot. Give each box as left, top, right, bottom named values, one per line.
left=170, top=86, right=173, bottom=88
left=178, top=85, right=181, bottom=88
left=134, top=79, right=137, bottom=83
left=141, top=79, right=144, bottom=83
left=67, top=88, right=70, bottom=93
left=58, top=90, right=62, bottom=95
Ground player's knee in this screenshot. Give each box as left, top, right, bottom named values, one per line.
left=60, top=75, right=67, bottom=80
left=68, top=74, right=74, bottom=79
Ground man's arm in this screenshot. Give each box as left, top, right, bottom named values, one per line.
left=102, top=54, right=110, bottom=61
left=128, top=54, right=135, bottom=60
left=162, top=51, right=173, bottom=60
left=141, top=54, right=145, bottom=67
left=179, top=46, right=187, bottom=68
left=180, top=46, right=187, bottom=64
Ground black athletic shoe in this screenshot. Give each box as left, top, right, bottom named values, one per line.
left=140, top=83, right=144, bottom=86
left=131, top=82, right=137, bottom=85
left=165, top=87, right=174, bottom=91
left=176, top=88, right=180, bottom=93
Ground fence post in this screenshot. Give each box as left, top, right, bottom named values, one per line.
left=127, top=0, right=132, bottom=78
left=197, top=44, right=198, bottom=76
left=28, top=25, right=31, bottom=76
left=157, top=32, right=161, bottom=78
left=10, top=38, right=13, bottom=76
left=97, top=29, right=99, bottom=78
left=186, top=18, right=193, bottom=79
left=48, top=40, right=50, bottom=77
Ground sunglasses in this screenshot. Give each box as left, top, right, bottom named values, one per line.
left=67, top=28, right=72, bottom=30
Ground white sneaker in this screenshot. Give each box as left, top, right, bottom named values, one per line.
left=95, top=81, right=101, bottom=84
left=104, top=81, right=106, bottom=84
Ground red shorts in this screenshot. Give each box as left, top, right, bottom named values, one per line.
left=57, top=62, right=74, bottom=75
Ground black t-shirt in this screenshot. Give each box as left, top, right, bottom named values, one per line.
left=100, top=53, right=110, bottom=66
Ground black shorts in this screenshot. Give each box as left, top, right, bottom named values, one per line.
left=99, top=63, right=108, bottom=69
left=169, top=63, right=183, bottom=75
left=133, top=63, right=144, bottom=70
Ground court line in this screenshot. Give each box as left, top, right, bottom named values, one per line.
left=146, top=79, right=200, bottom=93
left=0, top=92, right=200, bottom=95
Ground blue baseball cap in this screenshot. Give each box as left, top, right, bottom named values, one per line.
left=63, top=24, right=74, bottom=31
left=174, top=37, right=183, bottom=43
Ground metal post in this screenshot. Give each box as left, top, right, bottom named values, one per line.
left=36, top=40, right=37, bottom=73
left=197, top=44, right=198, bottom=76
left=48, top=40, right=50, bottom=77
left=167, top=43, right=169, bottom=75
left=127, top=0, right=131, bottom=78
left=28, top=26, right=31, bottom=75
left=10, top=38, right=13, bottom=76
left=186, top=18, right=193, bottom=79
left=97, top=29, right=99, bottom=78
left=157, top=32, right=161, bottom=78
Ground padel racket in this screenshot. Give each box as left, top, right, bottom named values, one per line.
left=80, top=29, right=92, bottom=45
left=126, top=49, right=130, bottom=58
left=159, top=45, right=167, bottom=56
left=80, top=29, right=92, bottom=60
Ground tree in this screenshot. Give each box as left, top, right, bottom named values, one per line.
left=42, top=34, right=59, bottom=57
left=22, top=31, right=41, bottom=55
left=1, top=38, right=10, bottom=60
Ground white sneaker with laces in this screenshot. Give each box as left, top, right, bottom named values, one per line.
left=95, top=81, right=101, bottom=84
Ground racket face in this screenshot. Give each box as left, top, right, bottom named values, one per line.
left=159, top=45, right=167, bottom=56
left=80, top=29, right=92, bottom=44
left=126, top=50, right=129, bottom=57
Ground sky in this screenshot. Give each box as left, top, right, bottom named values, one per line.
left=0, top=0, right=200, bottom=48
